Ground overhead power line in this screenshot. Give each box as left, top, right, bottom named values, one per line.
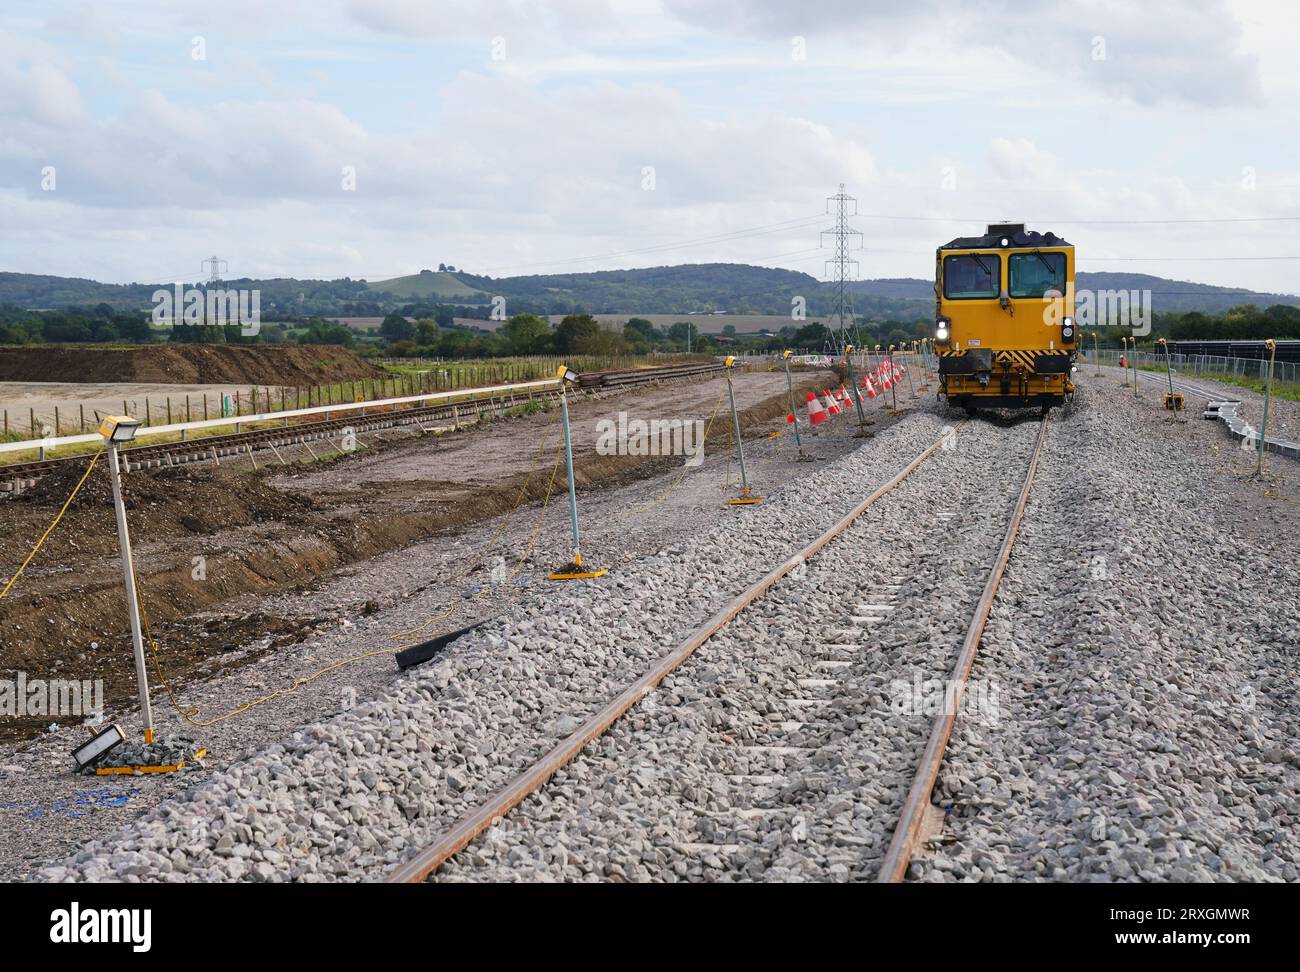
left=854, top=213, right=1300, bottom=226
left=476, top=213, right=826, bottom=275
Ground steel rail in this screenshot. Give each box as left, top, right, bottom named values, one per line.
left=877, top=413, right=1049, bottom=883
left=385, top=421, right=965, bottom=883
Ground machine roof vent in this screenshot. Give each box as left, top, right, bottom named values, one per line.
left=986, top=223, right=1025, bottom=236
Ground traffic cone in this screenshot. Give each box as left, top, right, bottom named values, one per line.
left=865, top=377, right=877, bottom=399
left=806, top=392, right=827, bottom=425
left=823, top=391, right=840, bottom=416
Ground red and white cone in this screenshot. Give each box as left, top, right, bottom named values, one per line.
left=806, top=392, right=827, bottom=425
left=823, top=391, right=840, bottom=416
left=865, top=376, right=877, bottom=399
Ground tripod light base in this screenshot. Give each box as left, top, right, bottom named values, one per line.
left=727, top=496, right=765, bottom=505
left=549, top=564, right=609, bottom=581
left=95, top=749, right=208, bottom=776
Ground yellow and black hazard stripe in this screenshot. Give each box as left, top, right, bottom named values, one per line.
left=993, top=350, right=1038, bottom=369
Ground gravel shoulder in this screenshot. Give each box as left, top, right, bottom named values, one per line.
left=909, top=374, right=1300, bottom=882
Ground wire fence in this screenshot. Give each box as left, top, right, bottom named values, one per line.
left=1091, top=349, right=1300, bottom=388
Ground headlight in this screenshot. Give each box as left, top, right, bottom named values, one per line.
left=936, top=326, right=949, bottom=341
left=1061, top=316, right=1074, bottom=341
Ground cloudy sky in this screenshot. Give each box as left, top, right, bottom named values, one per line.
left=2, top=0, right=1298, bottom=294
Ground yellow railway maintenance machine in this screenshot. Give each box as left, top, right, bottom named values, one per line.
left=934, top=223, right=1077, bottom=416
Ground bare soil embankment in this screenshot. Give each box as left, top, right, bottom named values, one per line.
left=0, top=345, right=383, bottom=386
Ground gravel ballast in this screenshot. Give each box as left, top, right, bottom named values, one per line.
left=30, top=402, right=949, bottom=882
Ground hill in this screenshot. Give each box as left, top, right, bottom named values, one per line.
left=1, top=264, right=1296, bottom=321
left=365, top=270, right=487, bottom=300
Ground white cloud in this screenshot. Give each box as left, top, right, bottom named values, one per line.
left=0, top=1, right=1297, bottom=294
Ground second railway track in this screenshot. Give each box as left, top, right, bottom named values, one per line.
left=389, top=412, right=1050, bottom=883
left=0, top=362, right=725, bottom=493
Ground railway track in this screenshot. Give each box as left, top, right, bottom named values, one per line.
left=1, top=362, right=725, bottom=494
left=387, top=412, right=1050, bottom=883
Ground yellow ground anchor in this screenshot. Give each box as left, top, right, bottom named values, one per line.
left=548, top=551, right=609, bottom=581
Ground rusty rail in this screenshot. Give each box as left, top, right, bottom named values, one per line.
left=876, top=413, right=1049, bottom=882
left=386, top=421, right=964, bottom=883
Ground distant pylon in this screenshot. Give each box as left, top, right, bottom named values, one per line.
left=820, top=184, right=863, bottom=355
left=201, top=255, right=228, bottom=284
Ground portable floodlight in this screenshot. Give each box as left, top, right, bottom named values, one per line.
left=549, top=363, right=606, bottom=581
left=782, top=350, right=792, bottom=359
left=72, top=723, right=126, bottom=772
left=100, top=412, right=156, bottom=745
left=722, top=354, right=763, bottom=505
left=97, top=415, right=140, bottom=444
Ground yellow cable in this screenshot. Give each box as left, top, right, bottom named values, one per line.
left=139, top=417, right=570, bottom=728
left=0, top=448, right=104, bottom=601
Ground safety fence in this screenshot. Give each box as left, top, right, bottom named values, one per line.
left=1091, top=348, right=1300, bottom=387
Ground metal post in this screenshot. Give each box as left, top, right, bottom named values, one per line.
left=1257, top=340, right=1276, bottom=476
left=783, top=353, right=806, bottom=454
left=842, top=348, right=867, bottom=426
left=106, top=443, right=154, bottom=744
left=559, top=387, right=581, bottom=563
left=888, top=347, right=898, bottom=410
left=1093, top=332, right=1101, bottom=376
left=724, top=365, right=760, bottom=503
